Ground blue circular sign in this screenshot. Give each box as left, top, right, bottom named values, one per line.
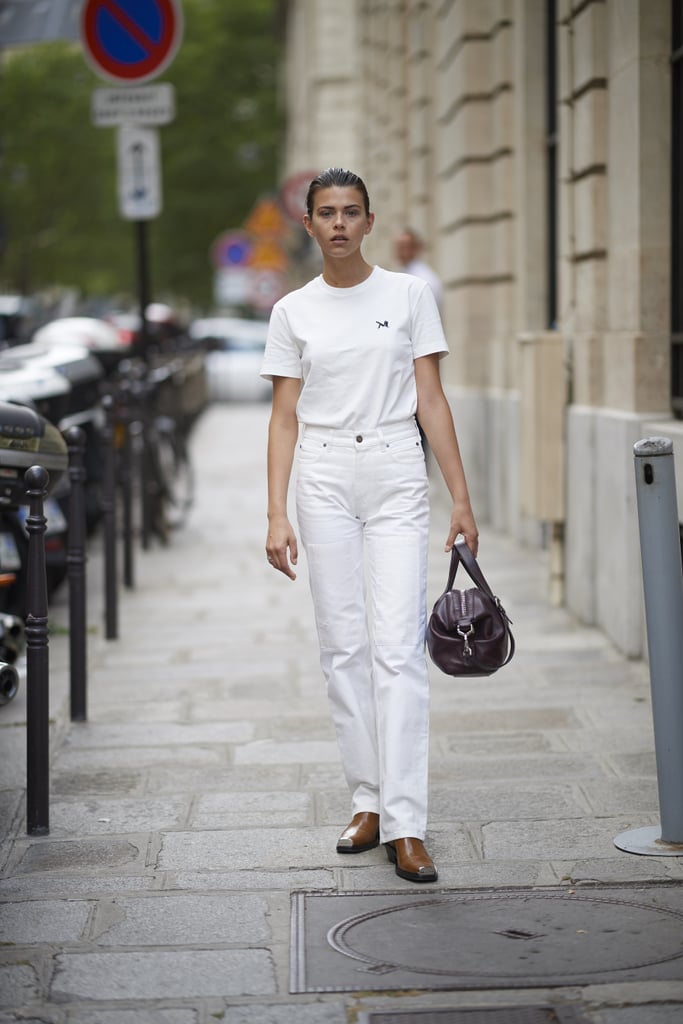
left=81, top=0, right=183, bottom=84
left=211, top=232, right=253, bottom=270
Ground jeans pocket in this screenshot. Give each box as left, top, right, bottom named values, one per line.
left=386, top=435, right=424, bottom=466
left=297, top=437, right=328, bottom=465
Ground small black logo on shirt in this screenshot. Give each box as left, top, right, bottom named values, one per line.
left=376, top=320, right=389, bottom=329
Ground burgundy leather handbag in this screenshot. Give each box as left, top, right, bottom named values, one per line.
left=426, top=539, right=515, bottom=677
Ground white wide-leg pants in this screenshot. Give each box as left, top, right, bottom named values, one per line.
left=295, top=418, right=431, bottom=844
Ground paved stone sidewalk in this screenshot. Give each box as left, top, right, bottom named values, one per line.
left=1, top=403, right=682, bottom=1023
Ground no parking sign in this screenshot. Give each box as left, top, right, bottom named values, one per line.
left=81, top=0, right=183, bottom=84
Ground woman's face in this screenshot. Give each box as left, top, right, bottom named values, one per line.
left=304, top=185, right=374, bottom=259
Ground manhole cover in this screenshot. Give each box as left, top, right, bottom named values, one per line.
left=291, top=884, right=683, bottom=992
left=358, top=1008, right=586, bottom=1024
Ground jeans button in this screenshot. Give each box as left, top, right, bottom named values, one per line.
left=356, top=434, right=363, bottom=443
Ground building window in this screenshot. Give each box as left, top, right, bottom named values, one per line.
left=546, top=0, right=558, bottom=329
left=672, top=1, right=683, bottom=416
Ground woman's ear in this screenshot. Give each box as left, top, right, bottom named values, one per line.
left=365, top=212, right=375, bottom=236
left=303, top=214, right=314, bottom=238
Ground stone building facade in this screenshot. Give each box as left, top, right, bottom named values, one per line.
left=281, top=0, right=678, bottom=659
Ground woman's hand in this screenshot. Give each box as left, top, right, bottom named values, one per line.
left=266, top=513, right=298, bottom=580
left=445, top=501, right=479, bottom=557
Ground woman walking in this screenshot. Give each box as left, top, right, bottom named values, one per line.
left=261, top=168, right=478, bottom=883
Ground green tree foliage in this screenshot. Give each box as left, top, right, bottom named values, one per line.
left=0, top=0, right=283, bottom=307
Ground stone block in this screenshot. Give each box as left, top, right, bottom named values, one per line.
left=572, top=0, right=607, bottom=90
left=430, top=782, right=586, bottom=821
left=0, top=963, right=39, bottom=1009
left=158, top=828, right=343, bottom=872
left=572, top=332, right=604, bottom=406
left=493, top=85, right=514, bottom=151
left=68, top=1011, right=197, bottom=1024
left=493, top=149, right=514, bottom=213
left=441, top=163, right=496, bottom=223
left=0, top=899, right=91, bottom=944
left=574, top=258, right=608, bottom=335
left=50, top=949, right=275, bottom=1000
left=225, top=1003, right=348, bottom=1024
left=573, top=87, right=608, bottom=172
left=167, top=868, right=335, bottom=892
left=48, top=798, right=187, bottom=838
left=233, top=739, right=339, bottom=765
left=92, top=893, right=270, bottom=946
left=191, top=791, right=312, bottom=829
left=482, top=815, right=656, bottom=860
left=602, top=332, right=669, bottom=412
left=574, top=173, right=607, bottom=255
left=442, top=221, right=495, bottom=281
left=12, top=836, right=147, bottom=875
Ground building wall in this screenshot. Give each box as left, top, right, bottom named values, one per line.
left=282, top=0, right=676, bottom=659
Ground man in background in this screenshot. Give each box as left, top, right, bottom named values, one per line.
left=394, top=227, right=443, bottom=314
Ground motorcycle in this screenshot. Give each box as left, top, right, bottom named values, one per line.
left=0, top=400, right=68, bottom=704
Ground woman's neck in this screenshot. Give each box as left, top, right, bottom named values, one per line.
left=321, top=256, right=374, bottom=289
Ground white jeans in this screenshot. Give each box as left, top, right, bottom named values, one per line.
left=295, top=418, right=431, bottom=843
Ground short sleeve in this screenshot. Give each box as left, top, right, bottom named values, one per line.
left=410, top=279, right=449, bottom=360
left=260, top=302, right=302, bottom=381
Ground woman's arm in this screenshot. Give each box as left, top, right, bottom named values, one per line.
left=266, top=375, right=301, bottom=579
left=414, top=353, right=479, bottom=555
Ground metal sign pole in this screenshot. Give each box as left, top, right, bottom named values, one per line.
left=615, top=437, right=683, bottom=856
left=136, top=219, right=151, bottom=360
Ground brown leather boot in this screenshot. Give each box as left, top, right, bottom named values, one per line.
left=385, top=837, right=438, bottom=882
left=336, top=811, right=380, bottom=854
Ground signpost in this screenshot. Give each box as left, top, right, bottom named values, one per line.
left=92, top=83, right=175, bottom=126
left=81, top=0, right=183, bottom=85
left=81, top=0, right=183, bottom=358
left=117, top=126, right=161, bottom=220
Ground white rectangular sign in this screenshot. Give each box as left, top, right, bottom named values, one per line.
left=117, top=126, right=162, bottom=220
left=93, top=83, right=175, bottom=126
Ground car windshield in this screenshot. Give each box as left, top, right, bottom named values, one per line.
left=192, top=318, right=267, bottom=353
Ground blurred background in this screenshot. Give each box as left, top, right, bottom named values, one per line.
left=0, top=0, right=680, bottom=664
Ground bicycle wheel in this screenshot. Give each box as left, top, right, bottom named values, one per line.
left=155, top=419, right=194, bottom=530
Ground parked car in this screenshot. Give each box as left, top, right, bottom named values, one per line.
left=190, top=316, right=271, bottom=402
left=32, top=316, right=132, bottom=375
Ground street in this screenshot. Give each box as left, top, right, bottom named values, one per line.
left=1, top=402, right=681, bottom=1022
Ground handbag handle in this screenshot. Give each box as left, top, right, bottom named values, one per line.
left=448, top=539, right=515, bottom=663
left=445, top=539, right=496, bottom=599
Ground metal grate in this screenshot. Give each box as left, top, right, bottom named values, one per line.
left=291, top=885, right=683, bottom=993
left=358, top=1008, right=586, bottom=1024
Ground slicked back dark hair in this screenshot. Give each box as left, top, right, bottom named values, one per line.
left=305, top=167, right=371, bottom=217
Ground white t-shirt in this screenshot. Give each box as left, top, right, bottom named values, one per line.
left=260, top=266, right=448, bottom=430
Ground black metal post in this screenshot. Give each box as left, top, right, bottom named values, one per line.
left=65, top=426, right=87, bottom=722
left=118, top=381, right=135, bottom=589
left=24, top=465, right=50, bottom=836
left=101, top=394, right=118, bottom=640
left=136, top=219, right=151, bottom=363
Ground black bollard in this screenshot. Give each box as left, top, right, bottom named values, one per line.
left=64, top=426, right=88, bottom=722
left=101, top=394, right=118, bottom=640
left=24, top=465, right=50, bottom=836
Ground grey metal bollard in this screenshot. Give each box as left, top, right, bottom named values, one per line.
left=614, top=437, right=683, bottom=855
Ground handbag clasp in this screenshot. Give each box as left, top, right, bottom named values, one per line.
left=456, top=622, right=474, bottom=657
